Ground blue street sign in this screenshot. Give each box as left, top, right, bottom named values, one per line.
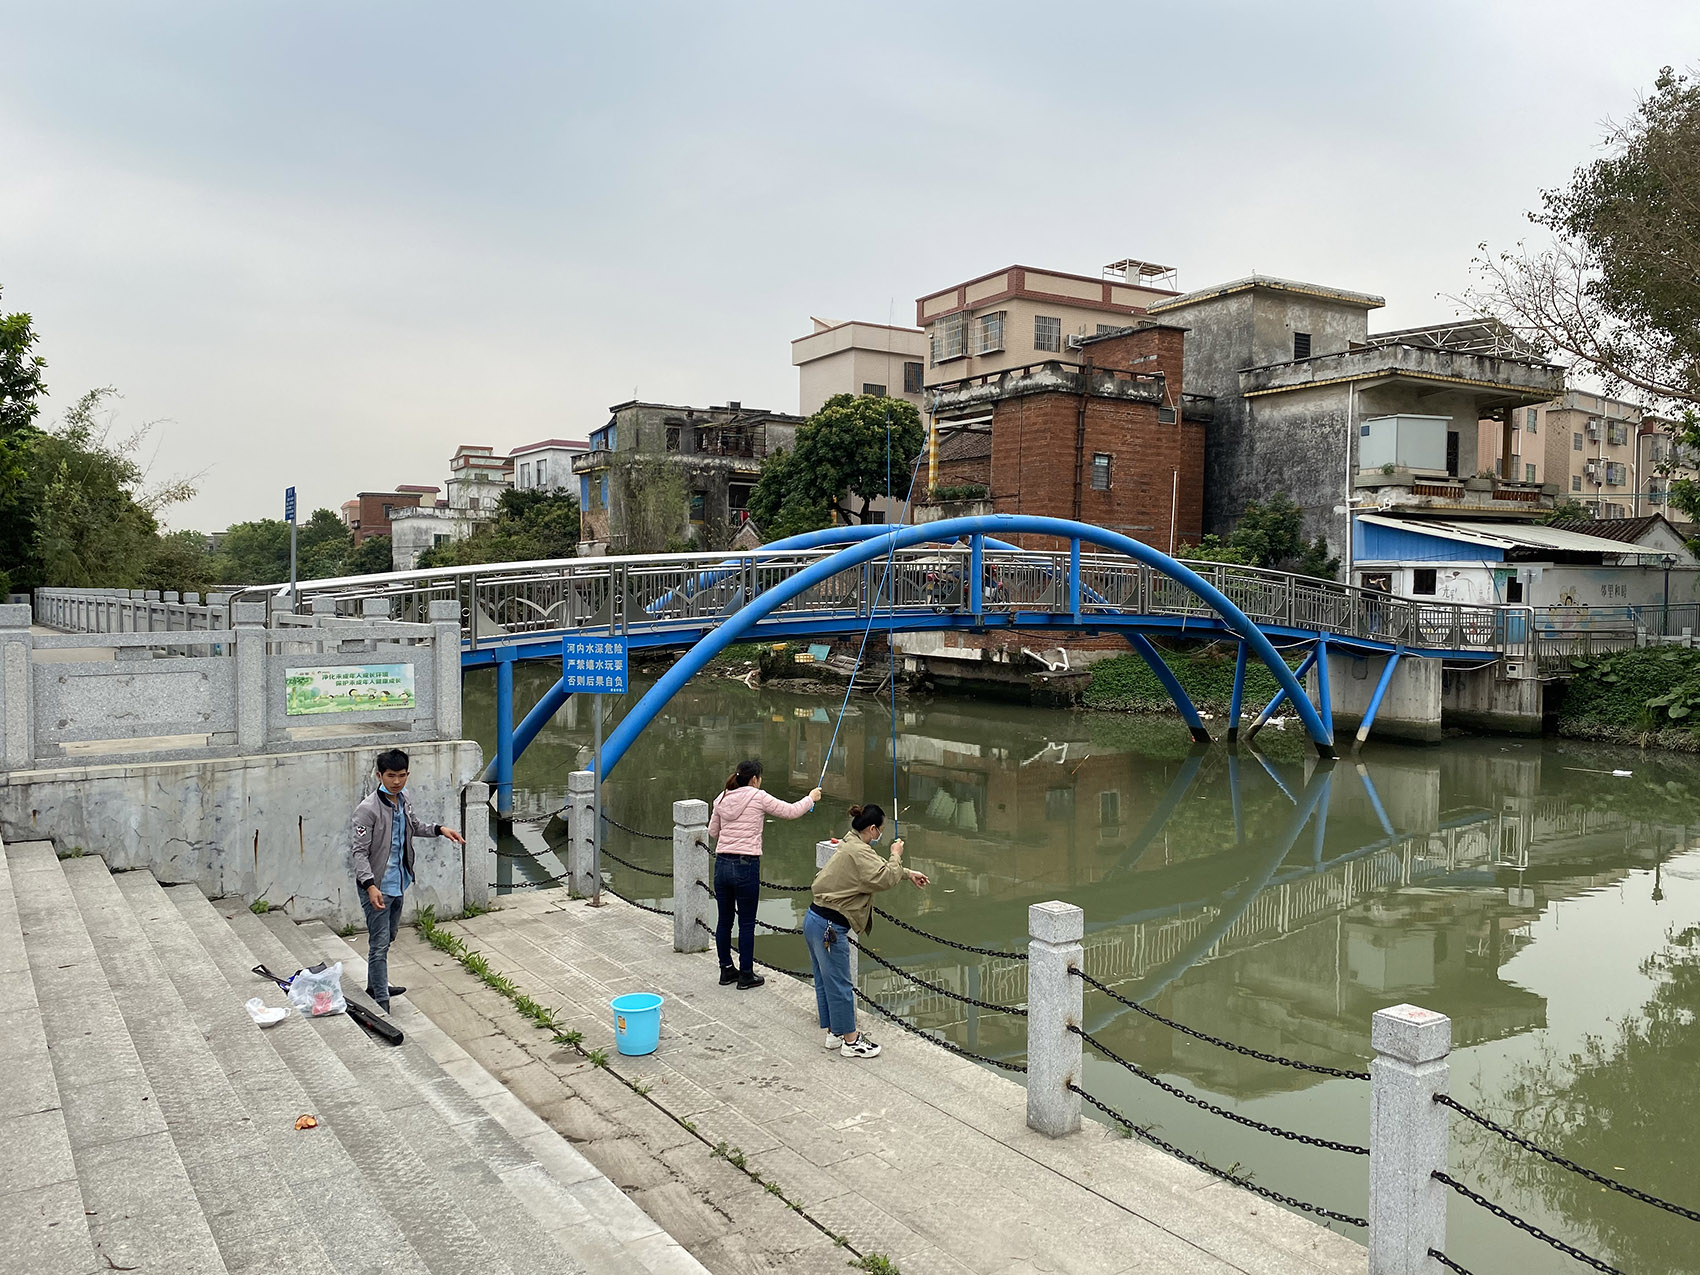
left=284, top=486, right=297, bottom=522
left=562, top=636, right=627, bottom=693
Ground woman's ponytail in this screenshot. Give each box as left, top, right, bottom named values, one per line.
left=725, top=759, right=763, bottom=791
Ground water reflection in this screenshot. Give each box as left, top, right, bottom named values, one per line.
left=467, top=665, right=1700, bottom=1269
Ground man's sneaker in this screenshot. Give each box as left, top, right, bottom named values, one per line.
left=387, top=985, right=407, bottom=997
left=840, top=1035, right=881, bottom=1059
left=737, top=971, right=766, bottom=990
left=718, top=966, right=739, bottom=986
left=822, top=1031, right=841, bottom=1050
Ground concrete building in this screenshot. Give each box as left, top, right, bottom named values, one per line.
left=1481, top=392, right=1700, bottom=518
left=387, top=445, right=516, bottom=571
left=791, top=319, right=927, bottom=417
left=510, top=438, right=588, bottom=493
left=1144, top=281, right=1568, bottom=582
left=573, top=401, right=802, bottom=555
left=921, top=324, right=1203, bottom=552
left=446, top=445, right=512, bottom=515
left=342, top=486, right=436, bottom=545
left=915, top=261, right=1180, bottom=393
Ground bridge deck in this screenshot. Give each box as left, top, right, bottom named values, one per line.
left=388, top=890, right=1366, bottom=1275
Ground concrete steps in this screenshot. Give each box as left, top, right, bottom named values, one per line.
left=0, top=838, right=703, bottom=1275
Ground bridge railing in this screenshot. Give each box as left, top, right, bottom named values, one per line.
left=191, top=539, right=1687, bottom=661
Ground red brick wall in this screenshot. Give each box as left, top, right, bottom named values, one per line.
left=987, top=324, right=1203, bottom=553
left=936, top=453, right=991, bottom=489
left=353, top=493, right=424, bottom=544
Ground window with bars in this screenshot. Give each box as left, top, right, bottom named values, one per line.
left=930, top=314, right=967, bottom=365
left=862, top=383, right=886, bottom=398
left=535, top=459, right=547, bottom=486
left=1034, top=315, right=1062, bottom=352
left=1573, top=432, right=1584, bottom=451
left=1609, top=422, right=1630, bottom=446
left=974, top=311, right=1005, bottom=355
left=903, top=362, right=924, bottom=393
left=1605, top=462, right=1627, bottom=486
left=1526, top=407, right=1539, bottom=432
left=1090, top=454, right=1112, bottom=490
left=1572, top=475, right=1582, bottom=492
left=1293, top=331, right=1312, bottom=360
left=1525, top=463, right=1536, bottom=483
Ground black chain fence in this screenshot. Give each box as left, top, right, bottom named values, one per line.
left=1434, top=1092, right=1700, bottom=1223
left=853, top=989, right=1027, bottom=1073
left=1073, top=967, right=1370, bottom=1081
left=872, top=906, right=1028, bottom=960
left=599, top=880, right=674, bottom=917
left=852, top=936, right=1027, bottom=1017
left=600, top=846, right=675, bottom=879
left=1071, top=1026, right=1366, bottom=1156
left=600, top=811, right=673, bottom=841
left=1433, top=1170, right=1621, bottom=1275
left=1070, top=1084, right=1367, bottom=1229
left=1428, top=1249, right=1474, bottom=1274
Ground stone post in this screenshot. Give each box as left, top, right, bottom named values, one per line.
left=672, top=798, right=712, bottom=953
left=429, top=600, right=462, bottom=740
left=1026, top=900, right=1084, bottom=1138
left=0, top=604, right=34, bottom=769
left=1370, top=1003, right=1451, bottom=1275
left=361, top=597, right=390, bottom=619
left=461, top=781, right=492, bottom=914
left=815, top=838, right=854, bottom=983
left=233, top=600, right=269, bottom=749
left=566, top=770, right=596, bottom=897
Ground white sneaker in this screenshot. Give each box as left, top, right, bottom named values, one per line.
left=822, top=1031, right=841, bottom=1050
left=840, top=1035, right=882, bottom=1059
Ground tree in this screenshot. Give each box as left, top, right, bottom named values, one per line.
left=1178, top=494, right=1338, bottom=579
left=415, top=489, right=581, bottom=568
left=750, top=393, right=924, bottom=536
left=141, top=530, right=215, bottom=596
left=0, top=288, right=49, bottom=586
left=343, top=534, right=394, bottom=576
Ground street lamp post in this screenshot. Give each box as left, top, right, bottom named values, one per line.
left=1662, top=553, right=1676, bottom=636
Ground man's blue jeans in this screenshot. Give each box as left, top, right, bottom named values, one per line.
left=361, top=891, right=404, bottom=1011
left=803, top=908, right=856, bottom=1037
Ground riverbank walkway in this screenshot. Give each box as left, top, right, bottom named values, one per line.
left=379, top=885, right=1368, bottom=1275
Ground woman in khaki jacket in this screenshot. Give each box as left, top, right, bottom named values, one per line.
left=806, top=803, right=928, bottom=1058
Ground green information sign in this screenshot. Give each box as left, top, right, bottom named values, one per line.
left=285, top=664, right=417, bottom=716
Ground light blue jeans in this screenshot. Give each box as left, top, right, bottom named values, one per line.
left=803, top=908, right=856, bottom=1036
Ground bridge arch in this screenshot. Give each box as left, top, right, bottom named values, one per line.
left=594, top=514, right=1336, bottom=777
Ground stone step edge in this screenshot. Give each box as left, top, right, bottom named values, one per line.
left=298, top=917, right=713, bottom=1275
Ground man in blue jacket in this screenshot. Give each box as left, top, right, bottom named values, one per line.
left=349, top=748, right=465, bottom=1013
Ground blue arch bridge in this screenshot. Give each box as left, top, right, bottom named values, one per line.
left=270, top=514, right=1583, bottom=816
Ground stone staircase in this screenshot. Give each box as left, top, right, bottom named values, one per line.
left=0, top=838, right=705, bottom=1275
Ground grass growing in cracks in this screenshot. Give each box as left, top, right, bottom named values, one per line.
left=412, top=904, right=876, bottom=1261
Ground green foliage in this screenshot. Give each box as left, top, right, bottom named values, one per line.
left=1542, top=497, right=1595, bottom=524
left=850, top=1257, right=901, bottom=1275
left=1084, top=642, right=1300, bottom=714
left=928, top=483, right=988, bottom=502
left=249, top=898, right=271, bottom=915
left=214, top=508, right=355, bottom=584
left=1560, top=647, right=1700, bottom=741
left=1179, top=493, right=1337, bottom=579
left=0, top=287, right=49, bottom=580
left=750, top=394, right=924, bottom=535
left=587, top=1047, right=609, bottom=1068
left=605, top=457, right=687, bottom=555
left=416, top=488, right=581, bottom=568
left=343, top=534, right=395, bottom=576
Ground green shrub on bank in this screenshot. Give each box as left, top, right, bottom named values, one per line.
left=1559, top=647, right=1700, bottom=741
left=1083, top=643, right=1302, bottom=713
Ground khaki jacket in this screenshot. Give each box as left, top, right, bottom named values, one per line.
left=811, top=828, right=904, bottom=935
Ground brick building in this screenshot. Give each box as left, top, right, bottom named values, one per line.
left=921, top=324, right=1205, bottom=552
left=341, top=486, right=436, bottom=545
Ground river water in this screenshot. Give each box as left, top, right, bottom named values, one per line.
left=468, top=662, right=1700, bottom=1273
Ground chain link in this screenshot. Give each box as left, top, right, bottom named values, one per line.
left=1432, top=1171, right=1621, bottom=1275
left=872, top=906, right=1028, bottom=960
left=852, top=989, right=1027, bottom=1072
left=754, top=918, right=806, bottom=937
left=600, top=812, right=673, bottom=841
left=1072, top=1027, right=1366, bottom=1156
left=1433, top=1092, right=1700, bottom=1223
left=1073, top=967, right=1370, bottom=1080
left=488, top=870, right=571, bottom=890
left=760, top=877, right=811, bottom=893
left=600, top=881, right=675, bottom=916
left=600, top=846, right=675, bottom=879
left=851, top=936, right=1026, bottom=1016
left=507, top=808, right=566, bottom=826
left=1428, top=1250, right=1474, bottom=1275
left=1070, top=1085, right=1367, bottom=1229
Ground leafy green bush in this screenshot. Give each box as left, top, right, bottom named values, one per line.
left=1083, top=642, right=1301, bottom=713
left=1561, top=648, right=1700, bottom=738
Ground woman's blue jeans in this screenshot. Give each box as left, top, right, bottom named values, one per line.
left=803, top=908, right=856, bottom=1036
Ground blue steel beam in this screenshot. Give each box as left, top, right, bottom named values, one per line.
left=1354, top=647, right=1403, bottom=747
left=492, top=646, right=518, bottom=817
left=1245, top=645, right=1319, bottom=741
left=1315, top=633, right=1333, bottom=744
left=1226, top=642, right=1249, bottom=742
left=594, top=515, right=1338, bottom=776
left=480, top=676, right=573, bottom=785
left=1125, top=633, right=1211, bottom=743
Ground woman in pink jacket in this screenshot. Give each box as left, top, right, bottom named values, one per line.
left=707, top=760, right=822, bottom=989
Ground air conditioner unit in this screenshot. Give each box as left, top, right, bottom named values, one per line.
left=1586, top=417, right=1602, bottom=438
left=1157, top=406, right=1178, bottom=424
left=1584, top=460, right=1599, bottom=481
left=1065, top=333, right=1086, bottom=350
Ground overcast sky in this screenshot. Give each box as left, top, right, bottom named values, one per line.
left=3, top=2, right=1696, bottom=531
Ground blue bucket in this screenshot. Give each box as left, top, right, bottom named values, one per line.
left=610, top=992, right=663, bottom=1056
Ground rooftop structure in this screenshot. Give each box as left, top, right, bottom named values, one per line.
left=791, top=318, right=927, bottom=417
left=510, top=438, right=588, bottom=494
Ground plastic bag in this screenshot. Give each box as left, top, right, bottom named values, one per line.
left=286, top=963, right=347, bottom=1018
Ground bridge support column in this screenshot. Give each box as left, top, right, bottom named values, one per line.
left=1315, top=650, right=1441, bottom=745
left=672, top=799, right=712, bottom=953
left=1126, top=633, right=1210, bottom=743
left=1369, top=1004, right=1451, bottom=1275
left=567, top=770, right=597, bottom=897
left=1246, top=647, right=1318, bottom=742
left=817, top=840, right=855, bottom=986
left=1026, top=900, right=1083, bottom=1138
left=1226, top=642, right=1249, bottom=742
left=493, top=645, right=518, bottom=817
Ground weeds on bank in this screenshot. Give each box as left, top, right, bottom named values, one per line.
left=55, top=846, right=86, bottom=860
left=249, top=898, right=272, bottom=915
left=851, top=1257, right=901, bottom=1275
left=411, top=903, right=869, bottom=1258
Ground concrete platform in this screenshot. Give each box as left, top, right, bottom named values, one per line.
left=385, top=887, right=1370, bottom=1275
